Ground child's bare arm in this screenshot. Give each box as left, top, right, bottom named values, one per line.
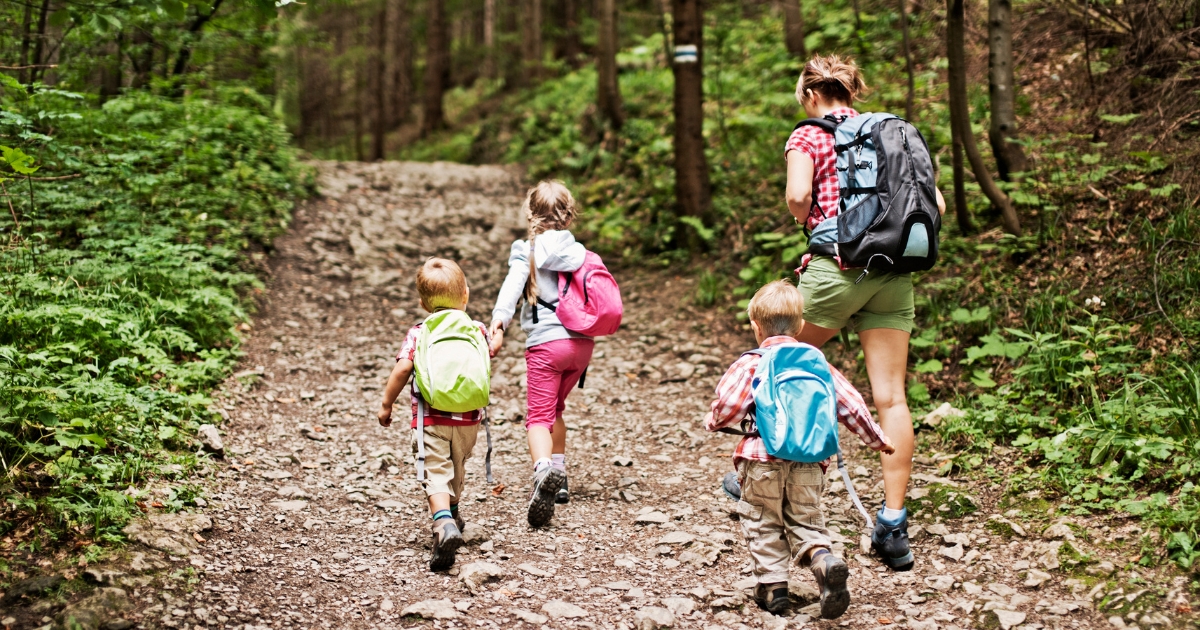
left=378, top=359, right=414, bottom=427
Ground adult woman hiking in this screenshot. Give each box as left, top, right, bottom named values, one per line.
left=784, top=54, right=945, bottom=571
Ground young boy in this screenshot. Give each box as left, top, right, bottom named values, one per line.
left=378, top=257, right=491, bottom=572
left=704, top=280, right=895, bottom=618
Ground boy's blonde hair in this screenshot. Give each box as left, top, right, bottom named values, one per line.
left=523, top=180, right=578, bottom=303
left=795, top=53, right=867, bottom=106
left=748, top=280, right=806, bottom=337
left=416, top=257, right=467, bottom=310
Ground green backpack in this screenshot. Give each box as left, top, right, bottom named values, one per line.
left=413, top=309, right=491, bottom=413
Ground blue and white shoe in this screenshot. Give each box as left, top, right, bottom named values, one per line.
left=871, top=505, right=915, bottom=570
left=722, top=472, right=741, bottom=501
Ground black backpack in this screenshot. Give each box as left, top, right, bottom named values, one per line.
left=794, top=112, right=941, bottom=279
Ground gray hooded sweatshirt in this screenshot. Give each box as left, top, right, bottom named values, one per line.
left=491, top=230, right=590, bottom=348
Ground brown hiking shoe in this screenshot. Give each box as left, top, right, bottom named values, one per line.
left=451, top=507, right=464, bottom=533
left=754, top=582, right=790, bottom=615
left=811, top=552, right=850, bottom=618
left=429, top=517, right=463, bottom=572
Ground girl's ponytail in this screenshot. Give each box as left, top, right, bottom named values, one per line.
left=795, top=53, right=868, bottom=106
left=522, top=181, right=579, bottom=305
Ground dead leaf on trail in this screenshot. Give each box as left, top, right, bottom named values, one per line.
left=279, top=398, right=296, bottom=404
left=878, top=618, right=893, bottom=625
left=313, top=426, right=325, bottom=432
left=491, top=484, right=506, bottom=496
left=150, top=501, right=164, bottom=508
left=135, top=502, right=148, bottom=513
left=193, top=532, right=207, bottom=543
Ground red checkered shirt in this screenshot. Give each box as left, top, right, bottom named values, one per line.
left=784, top=107, right=860, bottom=231
left=702, top=335, right=891, bottom=468
left=396, top=322, right=490, bottom=428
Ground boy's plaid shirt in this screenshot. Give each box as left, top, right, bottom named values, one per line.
left=702, top=335, right=891, bottom=467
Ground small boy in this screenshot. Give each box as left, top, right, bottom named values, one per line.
left=378, top=258, right=491, bottom=572
left=704, top=280, right=895, bottom=618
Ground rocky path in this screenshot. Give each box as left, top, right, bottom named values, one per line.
left=144, top=162, right=1186, bottom=630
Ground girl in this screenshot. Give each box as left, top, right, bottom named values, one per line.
left=489, top=181, right=593, bottom=528
left=783, top=54, right=946, bottom=571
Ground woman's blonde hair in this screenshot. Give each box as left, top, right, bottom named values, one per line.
left=523, top=180, right=578, bottom=303
left=795, top=53, right=867, bottom=106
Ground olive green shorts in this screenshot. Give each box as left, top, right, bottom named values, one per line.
left=797, top=256, right=915, bottom=333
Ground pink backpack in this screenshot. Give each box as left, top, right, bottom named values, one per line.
left=533, top=250, right=623, bottom=337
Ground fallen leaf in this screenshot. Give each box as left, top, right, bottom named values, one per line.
left=193, top=532, right=207, bottom=543
left=313, top=426, right=325, bottom=432
left=1176, top=602, right=1192, bottom=614
left=491, top=483, right=506, bottom=496
left=878, top=618, right=893, bottom=625
left=135, top=502, right=148, bottom=513
left=150, top=501, right=165, bottom=508
left=279, top=398, right=296, bottom=404
left=243, top=459, right=255, bottom=466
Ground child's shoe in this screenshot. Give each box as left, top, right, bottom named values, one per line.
left=527, top=466, right=566, bottom=527
left=721, top=472, right=741, bottom=501
left=452, top=507, right=465, bottom=533
left=555, top=476, right=570, bottom=504
left=870, top=505, right=914, bottom=570
left=754, top=582, right=790, bottom=614
left=429, top=517, right=464, bottom=572
left=811, top=551, right=850, bottom=618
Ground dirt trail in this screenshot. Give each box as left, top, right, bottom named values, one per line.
left=173, top=161, right=1157, bottom=630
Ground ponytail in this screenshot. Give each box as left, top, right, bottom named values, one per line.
left=795, top=53, right=868, bottom=106
left=522, top=181, right=578, bottom=305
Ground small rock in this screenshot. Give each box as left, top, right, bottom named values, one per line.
left=540, top=600, right=588, bottom=619
left=788, top=581, right=820, bottom=603
left=688, top=587, right=711, bottom=601
left=733, top=577, right=758, bottom=591
left=460, top=562, right=505, bottom=594
left=270, top=500, right=308, bottom=512
left=988, top=583, right=1018, bottom=597
left=380, top=599, right=394, bottom=611
left=400, top=599, right=459, bottom=620
left=461, top=522, right=491, bottom=545
left=657, top=531, right=695, bottom=545
left=454, top=601, right=472, bottom=612
left=52, top=587, right=130, bottom=630
left=994, top=609, right=1026, bottom=630
left=345, top=492, right=368, bottom=503
left=1024, top=569, right=1052, bottom=588
left=513, top=609, right=548, bottom=625
left=613, top=456, right=633, bottom=467
left=661, top=597, right=695, bottom=616
left=375, top=499, right=404, bottom=510
left=584, top=482, right=605, bottom=494
left=619, top=477, right=639, bottom=488
left=939, top=543, right=964, bottom=561
left=624, top=587, right=646, bottom=600
left=275, top=485, right=309, bottom=499
left=634, top=606, right=674, bottom=629
left=259, top=470, right=293, bottom=480
left=197, top=425, right=224, bottom=455
left=1086, top=560, right=1116, bottom=577
left=908, top=620, right=938, bottom=630
left=518, top=563, right=550, bottom=577
left=605, top=581, right=634, bottom=591
left=923, top=402, right=965, bottom=427
left=924, top=575, right=955, bottom=591
left=1, top=574, right=66, bottom=605
left=1043, top=523, right=1075, bottom=540
left=635, top=511, right=669, bottom=524
left=943, top=532, right=970, bottom=546
left=1108, top=615, right=1127, bottom=628
left=926, top=523, right=950, bottom=536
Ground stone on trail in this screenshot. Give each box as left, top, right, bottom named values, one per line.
left=922, top=402, right=965, bottom=427
left=908, top=619, right=938, bottom=630
left=939, top=543, right=964, bottom=561
left=259, top=469, right=293, bottom=480
left=52, top=587, right=130, bottom=630
left=123, top=513, right=211, bottom=556
left=461, top=522, right=490, bottom=545
left=994, top=609, right=1027, bottom=630
left=518, top=563, right=550, bottom=577
left=943, top=532, right=970, bottom=546
left=275, top=485, right=308, bottom=498
left=197, top=425, right=224, bottom=455
left=634, top=606, right=675, bottom=629
left=657, top=531, right=695, bottom=545
left=1024, top=569, right=1052, bottom=588
left=635, top=511, right=669, bottom=524
left=375, top=499, right=404, bottom=510
left=512, top=609, right=548, bottom=625
left=924, top=575, right=955, bottom=591
left=460, top=562, right=505, bottom=594
left=661, top=597, right=695, bottom=616
left=1, top=574, right=66, bottom=605
left=613, top=456, right=633, bottom=466
left=345, top=492, right=368, bottom=503
left=788, top=580, right=820, bottom=603
left=926, top=523, right=950, bottom=536
left=988, top=583, right=1018, bottom=598
left=1043, top=523, right=1075, bottom=540
left=733, top=577, right=758, bottom=591
left=270, top=500, right=308, bottom=512
left=540, top=600, right=588, bottom=619
left=605, top=581, right=634, bottom=591
left=400, top=599, right=459, bottom=620
left=1086, top=560, right=1116, bottom=577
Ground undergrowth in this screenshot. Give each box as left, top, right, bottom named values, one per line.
left=0, top=77, right=310, bottom=557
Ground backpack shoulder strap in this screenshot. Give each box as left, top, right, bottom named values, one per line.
left=793, top=117, right=839, bottom=136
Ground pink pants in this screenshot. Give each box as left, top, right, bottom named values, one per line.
left=524, top=337, right=595, bottom=431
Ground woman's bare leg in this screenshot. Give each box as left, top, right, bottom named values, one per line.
left=858, top=327, right=913, bottom=510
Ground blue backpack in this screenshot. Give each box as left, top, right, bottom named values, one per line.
left=721, top=342, right=875, bottom=527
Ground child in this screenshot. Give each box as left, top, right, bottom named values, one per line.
left=488, top=181, right=593, bottom=528
left=378, top=257, right=491, bottom=571
left=704, top=280, right=895, bottom=618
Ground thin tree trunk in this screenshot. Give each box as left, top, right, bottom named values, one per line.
left=987, top=0, right=1027, bottom=180
left=28, top=0, right=52, bottom=87
left=389, top=0, right=412, bottom=127
left=559, top=0, right=582, bottom=66
left=421, top=0, right=449, bottom=136
left=171, top=0, right=227, bottom=79
left=671, top=0, right=714, bottom=242
left=371, top=6, right=387, bottom=161
left=18, top=2, right=33, bottom=85
left=947, top=0, right=972, bottom=233
left=523, top=0, right=543, bottom=79
left=483, top=0, right=496, bottom=78
left=899, top=0, right=915, bottom=120
left=130, top=28, right=154, bottom=88
left=657, top=0, right=674, bottom=67
left=782, top=0, right=806, bottom=59
left=99, top=36, right=123, bottom=103
left=354, top=56, right=365, bottom=161
left=948, top=0, right=1021, bottom=236
left=597, top=0, right=625, bottom=129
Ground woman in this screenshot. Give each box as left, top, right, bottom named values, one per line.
left=784, top=54, right=946, bottom=571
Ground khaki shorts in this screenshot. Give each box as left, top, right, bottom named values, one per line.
left=798, top=255, right=915, bottom=333
left=736, top=459, right=832, bottom=584
left=411, top=424, right=479, bottom=500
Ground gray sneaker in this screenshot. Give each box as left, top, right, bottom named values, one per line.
left=527, top=466, right=566, bottom=527
left=812, top=552, right=850, bottom=619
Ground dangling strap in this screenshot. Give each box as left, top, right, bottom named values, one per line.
left=415, top=393, right=427, bottom=482
left=577, top=366, right=588, bottom=389
left=482, top=408, right=494, bottom=485
left=838, top=448, right=874, bottom=529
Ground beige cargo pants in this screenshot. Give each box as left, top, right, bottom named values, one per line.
left=411, top=424, right=479, bottom=500
left=736, top=459, right=833, bottom=584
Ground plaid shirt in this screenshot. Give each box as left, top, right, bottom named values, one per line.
left=784, top=107, right=860, bottom=231
left=396, top=322, right=489, bottom=428
left=702, top=335, right=891, bottom=468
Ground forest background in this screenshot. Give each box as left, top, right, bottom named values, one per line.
left=1, top=0, right=1199, bottom=586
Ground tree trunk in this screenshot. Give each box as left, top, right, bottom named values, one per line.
left=987, top=0, right=1027, bottom=180
left=389, top=0, right=412, bottom=127
left=130, top=28, right=154, bottom=89
left=782, top=0, right=806, bottom=59
left=502, top=0, right=524, bottom=88
left=99, top=36, right=123, bottom=103
left=28, top=0, right=52, bottom=87
left=483, top=0, right=496, bottom=78
left=421, top=0, right=449, bottom=136
left=522, top=0, right=543, bottom=80
left=558, top=0, right=582, bottom=66
left=671, top=0, right=714, bottom=241
left=18, top=2, right=33, bottom=85
left=947, top=0, right=1021, bottom=236
left=657, top=0, right=674, bottom=67
left=899, top=0, right=915, bottom=120
left=172, top=0, right=227, bottom=79
left=371, top=6, right=387, bottom=161
left=596, top=0, right=625, bottom=129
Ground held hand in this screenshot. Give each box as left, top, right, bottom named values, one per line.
left=880, top=437, right=896, bottom=455
left=377, top=404, right=393, bottom=428
left=488, top=322, right=505, bottom=357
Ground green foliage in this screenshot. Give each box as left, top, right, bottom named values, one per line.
left=0, top=84, right=308, bottom=542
